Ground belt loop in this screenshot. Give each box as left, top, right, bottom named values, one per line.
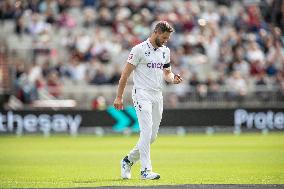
left=135, top=88, right=136, bottom=94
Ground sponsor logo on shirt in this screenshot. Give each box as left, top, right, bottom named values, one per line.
left=147, top=62, right=164, bottom=69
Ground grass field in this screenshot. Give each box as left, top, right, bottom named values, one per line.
left=0, top=132, right=283, bottom=188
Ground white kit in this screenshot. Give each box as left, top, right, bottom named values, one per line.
left=126, top=39, right=170, bottom=171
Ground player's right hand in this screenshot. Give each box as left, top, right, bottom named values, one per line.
left=114, top=97, right=124, bottom=110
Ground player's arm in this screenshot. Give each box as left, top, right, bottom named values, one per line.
left=163, top=64, right=183, bottom=84
left=114, top=63, right=135, bottom=110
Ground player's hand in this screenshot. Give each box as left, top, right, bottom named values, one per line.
left=173, top=74, right=183, bottom=84
left=114, top=97, right=124, bottom=110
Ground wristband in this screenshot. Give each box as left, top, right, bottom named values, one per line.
left=163, top=63, right=170, bottom=69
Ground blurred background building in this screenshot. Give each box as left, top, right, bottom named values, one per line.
left=0, top=0, right=283, bottom=110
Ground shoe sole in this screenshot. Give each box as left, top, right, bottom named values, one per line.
left=141, top=175, right=160, bottom=180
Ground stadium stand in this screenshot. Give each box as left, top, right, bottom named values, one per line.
left=0, top=0, right=283, bottom=109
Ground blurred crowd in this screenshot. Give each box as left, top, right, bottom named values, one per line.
left=0, top=0, right=284, bottom=106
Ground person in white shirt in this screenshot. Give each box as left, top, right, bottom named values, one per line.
left=113, top=21, right=183, bottom=180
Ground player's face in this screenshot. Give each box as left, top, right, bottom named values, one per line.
left=155, top=32, right=171, bottom=47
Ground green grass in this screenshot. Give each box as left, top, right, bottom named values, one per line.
left=0, top=133, right=283, bottom=188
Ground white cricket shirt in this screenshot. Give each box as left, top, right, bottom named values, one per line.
left=127, top=39, right=170, bottom=91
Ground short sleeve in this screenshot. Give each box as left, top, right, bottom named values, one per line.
left=166, top=48, right=170, bottom=64
left=127, top=46, right=141, bottom=66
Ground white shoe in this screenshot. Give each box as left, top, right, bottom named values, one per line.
left=140, top=170, right=160, bottom=180
left=121, top=156, right=133, bottom=179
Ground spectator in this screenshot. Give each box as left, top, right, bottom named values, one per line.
left=108, top=65, right=122, bottom=84
left=27, top=13, right=47, bottom=36
left=255, top=72, right=269, bottom=101
left=206, top=76, right=221, bottom=100
left=246, top=41, right=265, bottom=64
left=75, top=32, right=92, bottom=60
left=15, top=16, right=25, bottom=35
left=67, top=57, right=88, bottom=82
left=266, top=61, right=278, bottom=77
left=83, top=7, right=96, bottom=28
left=58, top=9, right=76, bottom=28
left=0, top=0, right=282, bottom=106
left=231, top=58, right=250, bottom=78
left=45, top=8, right=57, bottom=25
left=226, top=71, right=248, bottom=101
left=92, top=96, right=106, bottom=110
left=46, top=71, right=62, bottom=98
left=90, top=64, right=108, bottom=85
left=250, top=59, right=265, bottom=76
left=0, top=0, right=15, bottom=19
left=16, top=64, right=39, bottom=103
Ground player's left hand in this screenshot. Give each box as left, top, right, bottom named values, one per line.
left=173, top=74, right=183, bottom=84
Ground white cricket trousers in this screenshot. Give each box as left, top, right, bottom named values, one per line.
left=128, top=88, right=163, bottom=171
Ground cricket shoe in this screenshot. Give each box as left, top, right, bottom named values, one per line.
left=121, top=156, right=133, bottom=179
left=140, top=169, right=160, bottom=180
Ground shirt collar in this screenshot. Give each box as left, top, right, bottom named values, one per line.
left=146, top=38, right=159, bottom=51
